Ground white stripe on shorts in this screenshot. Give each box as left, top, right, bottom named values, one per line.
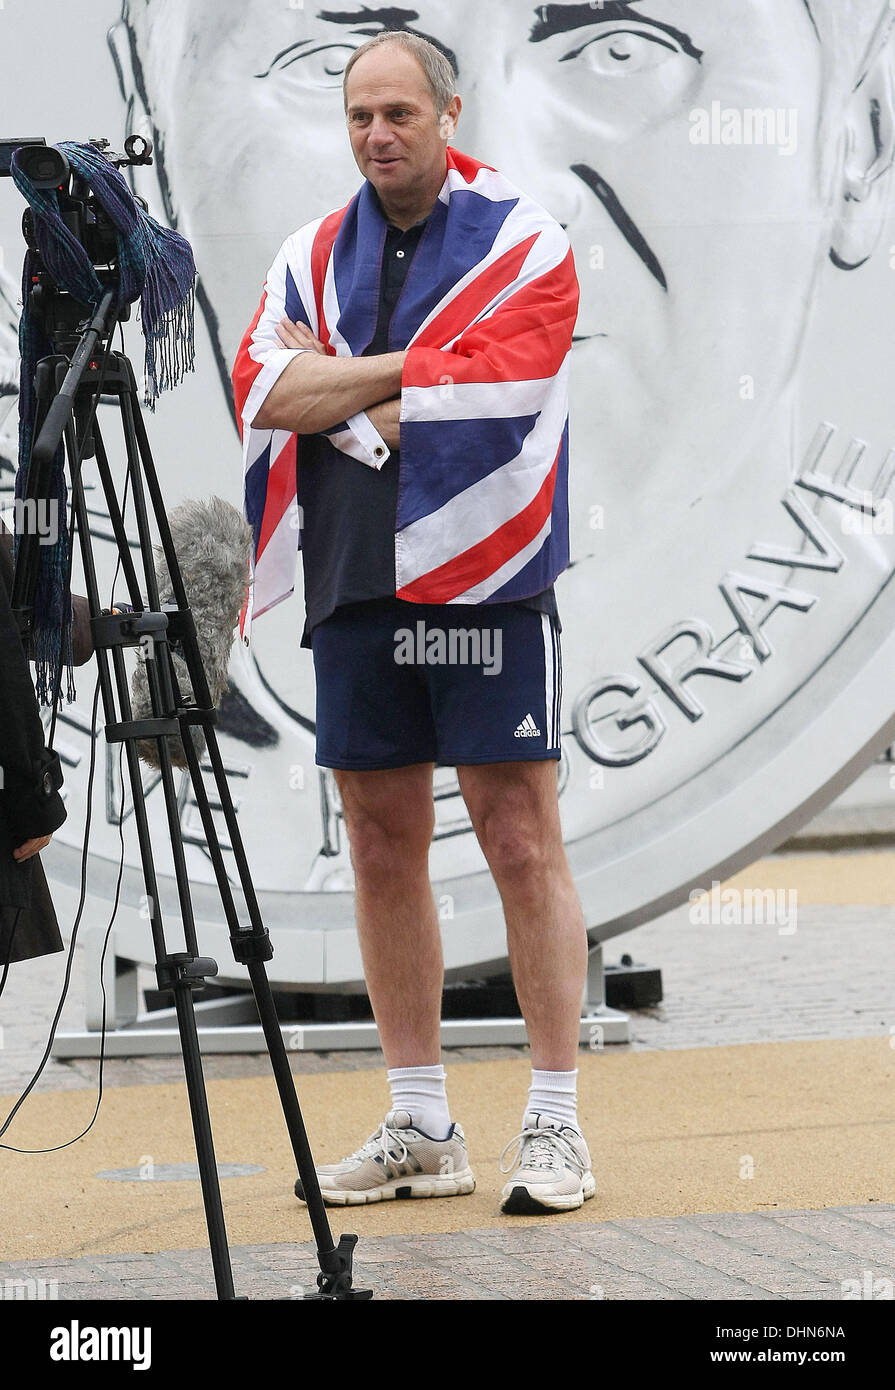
left=554, top=617, right=562, bottom=748
left=541, top=612, right=559, bottom=750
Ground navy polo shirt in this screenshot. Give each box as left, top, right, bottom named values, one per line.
left=297, top=201, right=558, bottom=649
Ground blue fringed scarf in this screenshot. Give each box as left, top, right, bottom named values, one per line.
left=11, top=140, right=196, bottom=703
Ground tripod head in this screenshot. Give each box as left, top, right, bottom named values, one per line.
left=0, top=136, right=153, bottom=351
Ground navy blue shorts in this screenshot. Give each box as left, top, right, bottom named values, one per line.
left=311, top=597, right=562, bottom=770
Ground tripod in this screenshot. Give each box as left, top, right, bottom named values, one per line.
left=12, top=288, right=371, bottom=1301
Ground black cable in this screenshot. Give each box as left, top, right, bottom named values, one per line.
left=0, top=688, right=127, bottom=1153
left=0, top=672, right=101, bottom=1149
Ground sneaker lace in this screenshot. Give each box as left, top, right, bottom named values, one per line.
left=499, top=1124, right=583, bottom=1176
left=345, top=1121, right=410, bottom=1170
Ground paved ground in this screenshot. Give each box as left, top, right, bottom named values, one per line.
left=2, top=1204, right=895, bottom=1301
left=1, top=873, right=894, bottom=1302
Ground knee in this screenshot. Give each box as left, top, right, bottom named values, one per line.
left=344, top=809, right=433, bottom=879
left=475, top=811, right=551, bottom=880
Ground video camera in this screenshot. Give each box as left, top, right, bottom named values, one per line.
left=0, top=135, right=153, bottom=342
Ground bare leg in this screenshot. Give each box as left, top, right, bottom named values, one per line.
left=457, top=759, right=587, bottom=1072
left=334, top=762, right=442, bottom=1067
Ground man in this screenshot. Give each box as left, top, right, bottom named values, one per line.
left=232, top=31, right=593, bottom=1214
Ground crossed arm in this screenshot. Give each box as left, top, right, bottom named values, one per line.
left=252, top=317, right=407, bottom=450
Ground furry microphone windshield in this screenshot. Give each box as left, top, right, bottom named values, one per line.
left=130, top=495, right=252, bottom=768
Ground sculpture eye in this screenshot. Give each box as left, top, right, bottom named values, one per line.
left=562, top=26, right=685, bottom=76
left=265, top=43, right=355, bottom=88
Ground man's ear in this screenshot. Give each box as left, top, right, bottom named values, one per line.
left=439, top=95, right=462, bottom=144
left=830, top=39, right=895, bottom=269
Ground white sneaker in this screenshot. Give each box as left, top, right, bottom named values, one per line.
left=294, top=1109, right=476, bottom=1206
left=499, top=1111, right=596, bottom=1214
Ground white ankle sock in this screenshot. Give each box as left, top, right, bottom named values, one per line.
left=387, top=1064, right=452, bottom=1139
left=526, top=1068, right=579, bottom=1131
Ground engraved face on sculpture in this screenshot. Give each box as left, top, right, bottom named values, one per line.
left=116, top=1, right=895, bottom=587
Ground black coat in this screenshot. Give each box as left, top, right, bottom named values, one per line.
left=0, top=523, right=67, bottom=963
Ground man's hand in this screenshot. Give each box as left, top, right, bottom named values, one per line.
left=366, top=396, right=402, bottom=451
left=13, top=835, right=52, bottom=863
left=275, top=317, right=329, bottom=356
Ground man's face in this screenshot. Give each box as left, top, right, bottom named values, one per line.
left=127, top=0, right=883, bottom=530
left=344, top=45, right=446, bottom=203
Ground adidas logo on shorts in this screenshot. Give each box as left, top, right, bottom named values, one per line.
left=514, top=713, right=541, bottom=738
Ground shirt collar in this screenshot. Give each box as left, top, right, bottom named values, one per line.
left=371, top=183, right=430, bottom=233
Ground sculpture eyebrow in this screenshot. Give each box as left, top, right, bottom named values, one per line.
left=317, top=6, right=458, bottom=69
left=529, top=3, right=702, bottom=61
left=257, top=7, right=458, bottom=77
left=316, top=5, right=418, bottom=20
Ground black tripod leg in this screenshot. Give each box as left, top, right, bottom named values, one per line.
left=244, top=962, right=371, bottom=1298
left=67, top=404, right=238, bottom=1301
left=175, top=722, right=370, bottom=1296
left=244, top=959, right=332, bottom=1244
left=172, top=978, right=236, bottom=1298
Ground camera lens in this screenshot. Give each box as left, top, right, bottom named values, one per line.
left=16, top=144, right=69, bottom=190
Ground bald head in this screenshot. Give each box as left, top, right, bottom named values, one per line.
left=343, top=30, right=456, bottom=117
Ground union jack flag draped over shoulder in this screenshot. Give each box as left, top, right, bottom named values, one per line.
left=231, top=146, right=579, bottom=642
